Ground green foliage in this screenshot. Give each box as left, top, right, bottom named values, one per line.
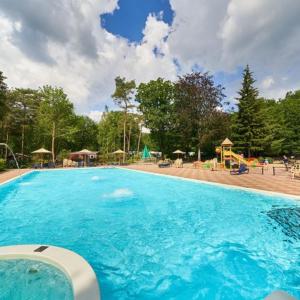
left=37, top=86, right=77, bottom=160
left=57, top=149, right=71, bottom=160
left=1, top=67, right=300, bottom=165
left=0, top=71, right=8, bottom=122
left=231, top=65, right=264, bottom=157
left=0, top=81, right=99, bottom=166
left=98, top=111, right=124, bottom=155
left=0, top=159, right=5, bottom=171
left=174, top=72, right=225, bottom=159
left=255, top=91, right=300, bottom=156
left=8, top=88, right=40, bottom=155
left=112, top=77, right=136, bottom=109
left=71, top=116, right=98, bottom=151
left=112, top=77, right=136, bottom=160
left=136, top=78, right=175, bottom=155
left=98, top=111, right=140, bottom=156
left=37, top=86, right=75, bottom=137
left=280, top=91, right=300, bottom=154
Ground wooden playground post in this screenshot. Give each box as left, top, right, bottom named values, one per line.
left=221, top=138, right=234, bottom=170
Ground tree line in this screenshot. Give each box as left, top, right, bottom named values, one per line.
left=0, top=65, right=300, bottom=167
left=111, top=66, right=300, bottom=160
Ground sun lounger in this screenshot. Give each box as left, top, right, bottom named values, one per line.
left=230, top=164, right=249, bottom=175
left=174, top=159, right=183, bottom=168
left=158, top=162, right=171, bottom=168
left=48, top=161, right=55, bottom=168
left=291, top=163, right=300, bottom=179
left=63, top=159, right=68, bottom=168
left=193, top=161, right=201, bottom=168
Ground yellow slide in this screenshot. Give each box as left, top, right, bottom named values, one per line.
left=223, top=150, right=248, bottom=165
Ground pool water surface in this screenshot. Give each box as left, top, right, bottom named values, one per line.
left=0, top=259, right=73, bottom=300
left=0, top=168, right=299, bottom=299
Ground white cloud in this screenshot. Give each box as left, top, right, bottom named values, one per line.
left=0, top=1, right=176, bottom=115
left=0, top=0, right=299, bottom=115
left=88, top=110, right=103, bottom=122
left=168, top=0, right=300, bottom=99
left=261, top=76, right=275, bottom=89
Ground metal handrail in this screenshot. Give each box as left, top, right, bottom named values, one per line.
left=0, top=143, right=20, bottom=169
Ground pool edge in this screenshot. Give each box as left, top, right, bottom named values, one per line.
left=0, top=245, right=100, bottom=300
left=0, top=170, right=34, bottom=186
left=119, top=167, right=300, bottom=200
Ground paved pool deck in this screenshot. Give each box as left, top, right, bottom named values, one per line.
left=124, top=164, right=300, bottom=197
left=0, top=169, right=30, bottom=184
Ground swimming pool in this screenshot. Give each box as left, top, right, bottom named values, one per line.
left=0, top=259, right=73, bottom=299
left=0, top=168, right=299, bottom=299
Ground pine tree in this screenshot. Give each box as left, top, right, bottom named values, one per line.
left=232, top=65, right=264, bottom=157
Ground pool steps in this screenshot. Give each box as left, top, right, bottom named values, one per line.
left=266, top=290, right=296, bottom=300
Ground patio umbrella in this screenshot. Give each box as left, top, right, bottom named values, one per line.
left=173, top=149, right=185, bottom=158
left=71, top=149, right=97, bottom=166
left=32, top=148, right=52, bottom=154
left=113, top=149, right=126, bottom=155
left=142, top=145, right=151, bottom=159
left=32, top=148, right=52, bottom=166
left=113, top=149, right=126, bottom=165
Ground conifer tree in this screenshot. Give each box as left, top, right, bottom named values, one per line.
left=231, top=65, right=264, bottom=157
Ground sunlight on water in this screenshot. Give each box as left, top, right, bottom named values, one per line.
left=19, top=182, right=33, bottom=186
left=102, top=188, right=133, bottom=198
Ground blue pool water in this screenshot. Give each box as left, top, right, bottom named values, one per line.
left=0, top=168, right=299, bottom=299
left=0, top=259, right=73, bottom=299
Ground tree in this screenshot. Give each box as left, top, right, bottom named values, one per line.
left=0, top=71, right=8, bottom=122
left=280, top=90, right=300, bottom=154
left=8, top=89, right=40, bottom=157
left=112, top=77, right=136, bottom=161
left=72, top=115, right=98, bottom=151
left=136, top=78, right=175, bottom=156
left=98, top=111, right=140, bottom=161
left=135, top=114, right=144, bottom=155
left=174, top=72, right=225, bottom=160
left=37, top=86, right=76, bottom=162
left=231, top=65, right=264, bottom=157
left=0, top=71, right=8, bottom=157
left=98, top=111, right=124, bottom=156
left=256, top=98, right=285, bottom=156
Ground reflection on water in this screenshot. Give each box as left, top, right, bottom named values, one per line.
left=266, top=206, right=300, bottom=241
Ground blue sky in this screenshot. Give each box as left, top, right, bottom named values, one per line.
left=101, top=0, right=174, bottom=43
left=0, top=0, right=300, bottom=119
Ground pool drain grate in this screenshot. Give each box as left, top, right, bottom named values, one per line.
left=34, top=245, right=49, bottom=252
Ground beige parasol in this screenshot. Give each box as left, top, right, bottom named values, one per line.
left=32, top=148, right=52, bottom=167
left=113, top=149, right=126, bottom=165
left=173, top=149, right=185, bottom=158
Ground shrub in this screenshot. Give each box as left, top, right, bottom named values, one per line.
left=265, top=157, right=274, bottom=163
left=0, top=159, right=6, bottom=171
left=258, top=156, right=264, bottom=163
left=57, top=149, right=70, bottom=160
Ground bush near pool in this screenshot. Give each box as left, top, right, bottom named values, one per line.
left=0, top=159, right=6, bottom=172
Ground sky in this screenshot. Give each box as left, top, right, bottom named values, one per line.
left=0, top=0, right=300, bottom=122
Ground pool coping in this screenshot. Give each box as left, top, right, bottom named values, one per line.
left=0, top=170, right=34, bottom=186
left=119, top=167, right=300, bottom=200
left=0, top=245, right=100, bottom=300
